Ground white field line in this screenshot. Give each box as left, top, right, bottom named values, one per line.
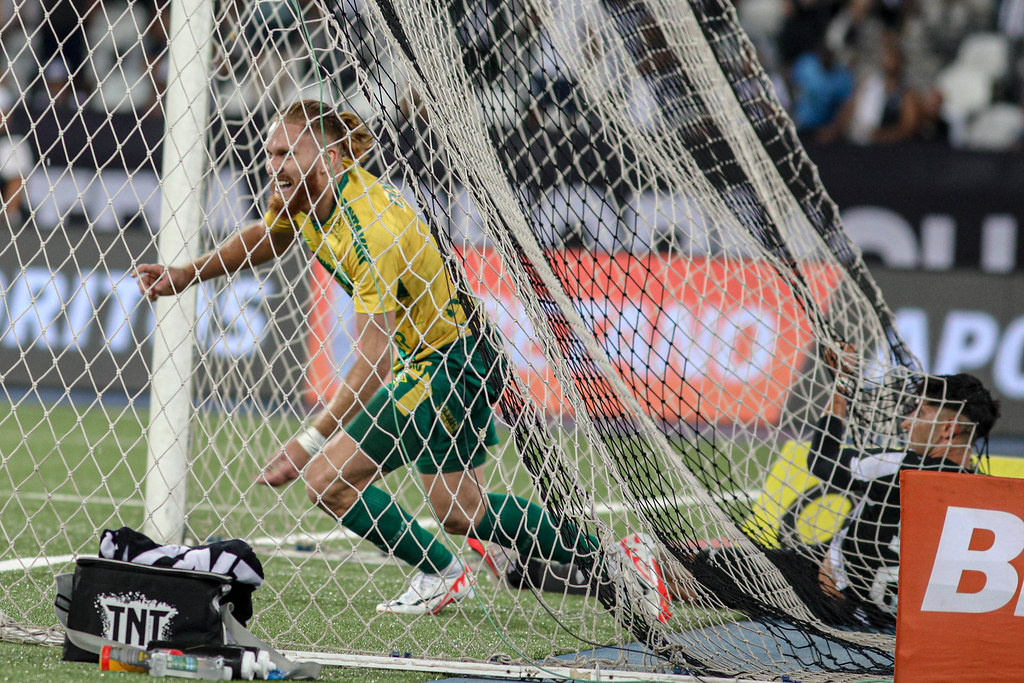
left=1, top=489, right=758, bottom=571
left=1, top=491, right=146, bottom=507
left=0, top=554, right=77, bottom=572
left=248, top=490, right=759, bottom=547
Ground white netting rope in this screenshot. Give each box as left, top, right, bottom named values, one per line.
left=0, top=0, right=926, bottom=679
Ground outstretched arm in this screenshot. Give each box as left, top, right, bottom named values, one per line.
left=133, top=221, right=296, bottom=301
left=256, top=310, right=397, bottom=486
left=808, top=344, right=857, bottom=489
left=807, top=408, right=856, bottom=490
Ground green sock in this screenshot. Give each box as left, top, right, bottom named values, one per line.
left=339, top=485, right=453, bottom=574
left=472, top=493, right=597, bottom=564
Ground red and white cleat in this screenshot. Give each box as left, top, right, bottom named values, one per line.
left=467, top=538, right=517, bottom=579
left=376, top=564, right=475, bottom=615
left=618, top=533, right=673, bottom=624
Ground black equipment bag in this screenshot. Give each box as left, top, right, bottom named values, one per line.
left=55, top=554, right=322, bottom=679
left=57, top=557, right=231, bottom=662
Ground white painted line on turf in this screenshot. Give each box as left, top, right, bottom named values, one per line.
left=0, top=490, right=145, bottom=507
left=1, top=489, right=759, bottom=569
left=248, top=490, right=759, bottom=548
left=3, top=486, right=757, bottom=518
left=0, top=554, right=76, bottom=572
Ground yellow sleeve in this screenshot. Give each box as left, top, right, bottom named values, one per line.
left=263, top=209, right=296, bottom=234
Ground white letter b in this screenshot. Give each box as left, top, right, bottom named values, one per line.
left=920, top=506, right=1024, bottom=614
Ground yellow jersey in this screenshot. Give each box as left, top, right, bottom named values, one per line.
left=266, top=165, right=467, bottom=365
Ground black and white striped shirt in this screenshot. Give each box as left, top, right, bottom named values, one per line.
left=808, top=414, right=972, bottom=614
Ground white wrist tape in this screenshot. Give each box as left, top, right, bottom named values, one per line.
left=294, top=426, right=328, bottom=455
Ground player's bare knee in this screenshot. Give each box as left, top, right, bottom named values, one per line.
left=303, top=464, right=356, bottom=515
left=303, top=463, right=328, bottom=497
left=307, top=479, right=359, bottom=517
left=440, top=512, right=473, bottom=536
left=303, top=476, right=329, bottom=508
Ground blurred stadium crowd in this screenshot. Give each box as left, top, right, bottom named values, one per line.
left=0, top=0, right=169, bottom=115
left=743, top=0, right=1024, bottom=150
left=2, top=0, right=1022, bottom=148
left=0, top=0, right=1021, bottom=226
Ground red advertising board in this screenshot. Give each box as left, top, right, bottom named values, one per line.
left=896, top=470, right=1024, bottom=682
left=306, top=249, right=841, bottom=426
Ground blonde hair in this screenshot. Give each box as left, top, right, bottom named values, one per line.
left=277, top=100, right=375, bottom=161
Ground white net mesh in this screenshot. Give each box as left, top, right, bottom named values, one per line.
left=1, top=0, right=974, bottom=680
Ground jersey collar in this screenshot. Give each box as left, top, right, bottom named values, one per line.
left=309, top=171, right=351, bottom=231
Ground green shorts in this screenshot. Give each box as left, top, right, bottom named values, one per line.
left=343, top=336, right=499, bottom=474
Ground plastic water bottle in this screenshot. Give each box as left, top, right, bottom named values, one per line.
left=99, top=645, right=151, bottom=673
left=147, top=651, right=232, bottom=680
left=145, top=642, right=276, bottom=680
left=239, top=649, right=275, bottom=680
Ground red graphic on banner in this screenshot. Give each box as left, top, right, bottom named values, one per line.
left=306, top=249, right=841, bottom=426
left=897, top=470, right=1024, bottom=682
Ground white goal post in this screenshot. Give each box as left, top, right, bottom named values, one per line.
left=144, top=0, right=215, bottom=545
left=0, top=0, right=929, bottom=680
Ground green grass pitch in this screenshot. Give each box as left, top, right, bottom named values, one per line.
left=0, top=400, right=765, bottom=681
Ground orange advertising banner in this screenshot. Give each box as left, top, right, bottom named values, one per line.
left=896, top=470, right=1024, bottom=682
left=306, top=249, right=841, bottom=426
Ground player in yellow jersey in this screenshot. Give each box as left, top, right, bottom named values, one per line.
left=133, top=100, right=597, bottom=615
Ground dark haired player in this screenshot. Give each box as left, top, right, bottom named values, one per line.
left=495, top=348, right=1001, bottom=631
left=808, top=357, right=1001, bottom=623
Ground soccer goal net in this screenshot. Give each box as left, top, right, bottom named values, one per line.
left=1, top=0, right=918, bottom=680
